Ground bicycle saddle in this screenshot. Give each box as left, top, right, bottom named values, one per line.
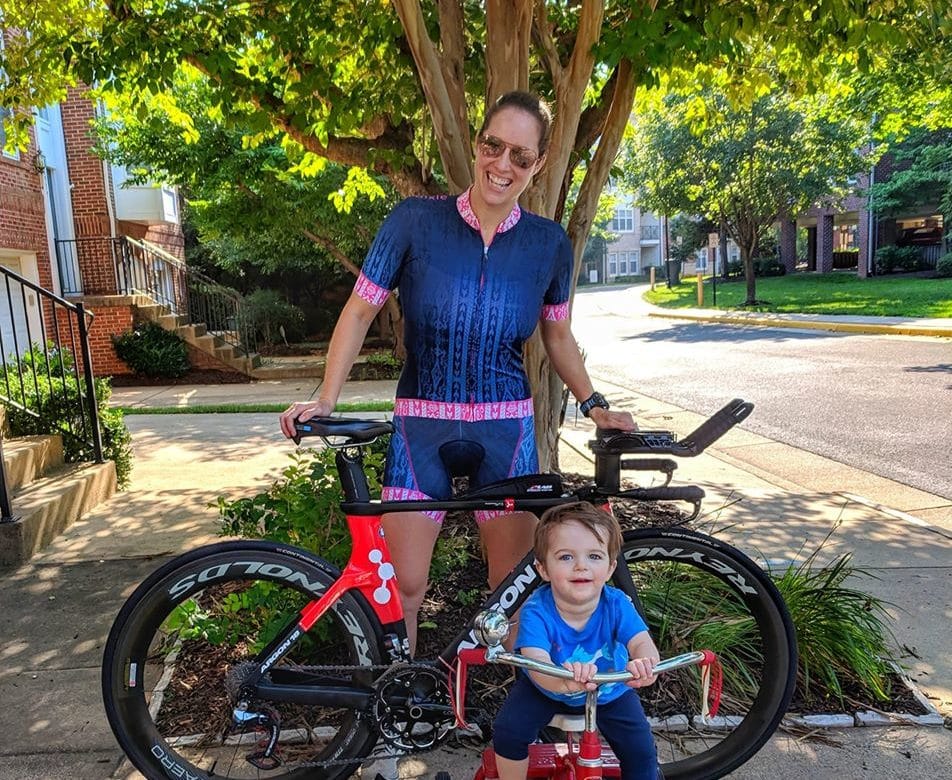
left=439, top=440, right=485, bottom=483
left=293, top=417, right=394, bottom=444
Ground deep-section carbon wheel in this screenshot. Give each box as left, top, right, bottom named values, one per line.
left=616, top=527, right=797, bottom=780
left=102, top=541, right=385, bottom=779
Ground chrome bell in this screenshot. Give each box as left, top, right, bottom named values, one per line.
left=472, top=609, right=511, bottom=648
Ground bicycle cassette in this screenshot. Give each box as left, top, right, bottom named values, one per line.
left=373, top=664, right=455, bottom=752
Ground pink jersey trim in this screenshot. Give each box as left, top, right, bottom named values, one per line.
left=381, top=486, right=445, bottom=524
left=354, top=272, right=391, bottom=306
left=394, top=397, right=534, bottom=422
left=542, top=301, right=570, bottom=321
left=456, top=188, right=522, bottom=235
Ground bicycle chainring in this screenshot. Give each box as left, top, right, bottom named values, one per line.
left=373, top=663, right=455, bottom=752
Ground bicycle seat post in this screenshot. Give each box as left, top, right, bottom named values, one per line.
left=336, top=447, right=371, bottom=502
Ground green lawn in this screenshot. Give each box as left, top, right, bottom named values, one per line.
left=643, top=272, right=952, bottom=318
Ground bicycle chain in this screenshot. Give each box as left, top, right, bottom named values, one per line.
left=231, top=661, right=455, bottom=772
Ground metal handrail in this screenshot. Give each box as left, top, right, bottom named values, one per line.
left=113, top=236, right=257, bottom=356
left=0, top=264, right=103, bottom=522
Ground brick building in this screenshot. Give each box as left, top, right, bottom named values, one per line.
left=1, top=85, right=193, bottom=377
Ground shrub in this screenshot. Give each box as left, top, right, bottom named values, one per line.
left=936, top=252, right=952, bottom=278
left=753, top=255, right=786, bottom=277
left=113, top=321, right=190, bottom=378
left=238, top=289, right=306, bottom=348
left=2, top=344, right=133, bottom=488
left=875, top=245, right=921, bottom=275
left=217, top=439, right=388, bottom=568
left=772, top=551, right=895, bottom=706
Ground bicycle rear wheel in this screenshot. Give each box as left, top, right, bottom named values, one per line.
left=617, top=527, right=797, bottom=780
left=102, top=541, right=385, bottom=779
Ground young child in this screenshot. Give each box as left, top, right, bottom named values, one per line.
left=492, top=501, right=662, bottom=780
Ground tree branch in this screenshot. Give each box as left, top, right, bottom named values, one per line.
left=566, top=58, right=637, bottom=271
left=392, top=0, right=473, bottom=193
left=534, top=0, right=604, bottom=216
left=531, top=0, right=563, bottom=84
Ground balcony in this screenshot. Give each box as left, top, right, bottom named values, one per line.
left=111, top=165, right=179, bottom=225
left=640, top=224, right=660, bottom=242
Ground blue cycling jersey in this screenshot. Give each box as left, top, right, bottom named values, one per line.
left=354, top=190, right=573, bottom=420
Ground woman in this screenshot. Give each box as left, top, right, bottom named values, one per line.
left=280, top=91, right=635, bottom=653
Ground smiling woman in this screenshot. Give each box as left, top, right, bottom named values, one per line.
left=279, top=90, right=639, bottom=655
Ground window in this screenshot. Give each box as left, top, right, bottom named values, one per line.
left=608, top=253, right=617, bottom=275
left=611, top=208, right=634, bottom=232
left=640, top=224, right=660, bottom=240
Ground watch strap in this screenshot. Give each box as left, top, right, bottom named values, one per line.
left=579, top=392, right=610, bottom=418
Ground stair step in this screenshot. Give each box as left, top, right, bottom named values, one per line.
left=135, top=303, right=167, bottom=321
left=178, top=323, right=207, bottom=339
left=158, top=313, right=187, bottom=330
left=1, top=435, right=64, bottom=492
left=0, top=460, right=117, bottom=567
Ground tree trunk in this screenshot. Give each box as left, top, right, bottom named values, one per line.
left=395, top=0, right=621, bottom=471
left=392, top=0, right=473, bottom=193
left=526, top=60, right=636, bottom=471
left=718, top=223, right=729, bottom=279
left=485, top=0, right=531, bottom=102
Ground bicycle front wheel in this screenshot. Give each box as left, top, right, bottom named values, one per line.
left=618, top=527, right=797, bottom=780
left=102, top=541, right=385, bottom=779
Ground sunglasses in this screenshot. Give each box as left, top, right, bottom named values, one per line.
left=477, top=134, right=540, bottom=170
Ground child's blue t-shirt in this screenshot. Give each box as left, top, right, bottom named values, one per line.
left=516, top=584, right=649, bottom=706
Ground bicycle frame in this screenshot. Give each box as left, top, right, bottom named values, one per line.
left=244, top=444, right=656, bottom=707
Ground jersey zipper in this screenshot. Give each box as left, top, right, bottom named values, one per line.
left=468, top=243, right=490, bottom=405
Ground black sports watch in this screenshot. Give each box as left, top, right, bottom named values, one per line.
left=579, top=391, right=610, bottom=418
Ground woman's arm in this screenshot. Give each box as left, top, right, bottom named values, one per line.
left=539, top=317, right=636, bottom=430
left=279, top=292, right=381, bottom=438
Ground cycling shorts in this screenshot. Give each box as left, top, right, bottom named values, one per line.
left=381, top=413, right=538, bottom=524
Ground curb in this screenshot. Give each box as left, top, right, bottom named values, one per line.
left=787, top=664, right=946, bottom=728
left=646, top=310, right=952, bottom=338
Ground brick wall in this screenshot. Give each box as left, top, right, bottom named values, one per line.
left=61, top=87, right=117, bottom=294
left=119, top=220, right=186, bottom=261
left=0, top=128, right=55, bottom=292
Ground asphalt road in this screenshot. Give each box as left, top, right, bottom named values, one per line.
left=570, top=285, right=952, bottom=501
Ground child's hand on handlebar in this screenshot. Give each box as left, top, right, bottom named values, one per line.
left=563, top=660, right=599, bottom=692
left=625, top=657, right=658, bottom=689
left=279, top=399, right=335, bottom=439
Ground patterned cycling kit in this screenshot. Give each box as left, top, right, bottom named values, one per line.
left=353, top=188, right=573, bottom=521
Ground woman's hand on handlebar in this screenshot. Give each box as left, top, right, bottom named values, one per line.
left=625, top=657, right=658, bottom=689
left=589, top=406, right=637, bottom=431
left=279, top=399, right=335, bottom=439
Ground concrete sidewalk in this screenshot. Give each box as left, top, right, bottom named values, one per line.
left=0, top=378, right=950, bottom=779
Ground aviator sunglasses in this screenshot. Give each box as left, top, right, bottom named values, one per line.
left=477, top=134, right=540, bottom=170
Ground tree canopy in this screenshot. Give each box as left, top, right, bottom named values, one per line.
left=625, top=71, right=871, bottom=304
left=5, top=0, right=952, bottom=464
